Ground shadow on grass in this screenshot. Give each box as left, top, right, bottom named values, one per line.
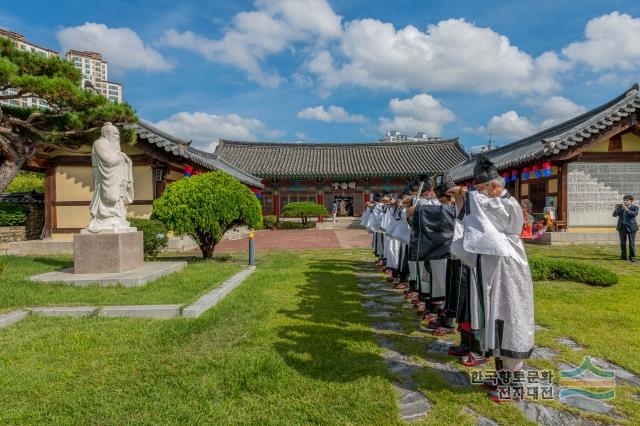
left=274, top=257, right=386, bottom=383
left=30, top=257, right=72, bottom=268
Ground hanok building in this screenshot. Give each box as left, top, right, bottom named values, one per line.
left=23, top=121, right=263, bottom=240
left=448, top=83, right=640, bottom=234
left=214, top=139, right=468, bottom=217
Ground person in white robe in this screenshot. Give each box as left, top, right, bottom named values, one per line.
left=449, top=155, right=534, bottom=402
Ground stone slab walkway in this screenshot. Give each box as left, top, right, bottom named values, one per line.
left=0, top=267, right=255, bottom=330
left=354, top=259, right=638, bottom=425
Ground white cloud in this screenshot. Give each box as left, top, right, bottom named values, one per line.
left=159, top=0, right=341, bottom=87
left=532, top=96, right=586, bottom=128
left=378, top=93, right=455, bottom=136
left=307, top=18, right=569, bottom=95
left=563, top=12, right=640, bottom=71
left=153, top=111, right=281, bottom=151
left=476, top=95, right=586, bottom=141
left=57, top=23, right=172, bottom=72
left=297, top=105, right=367, bottom=123
left=484, top=111, right=538, bottom=140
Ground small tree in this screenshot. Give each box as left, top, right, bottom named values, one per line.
left=6, top=171, right=44, bottom=193
left=0, top=38, right=136, bottom=191
left=152, top=171, right=263, bottom=259
left=281, top=201, right=328, bottom=225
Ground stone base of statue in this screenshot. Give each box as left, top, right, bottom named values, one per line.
left=74, top=231, right=144, bottom=274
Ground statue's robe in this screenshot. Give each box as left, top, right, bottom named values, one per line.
left=87, top=137, right=134, bottom=233
left=455, top=190, right=534, bottom=359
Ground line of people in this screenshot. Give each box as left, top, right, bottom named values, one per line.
left=360, top=155, right=535, bottom=403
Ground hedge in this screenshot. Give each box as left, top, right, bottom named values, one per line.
left=0, top=203, right=28, bottom=226
left=276, top=221, right=316, bottom=230
left=529, top=256, right=618, bottom=287
left=262, top=215, right=278, bottom=229
left=128, top=218, right=169, bottom=260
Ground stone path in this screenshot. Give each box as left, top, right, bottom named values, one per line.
left=355, top=261, right=639, bottom=425
left=0, top=267, right=255, bottom=330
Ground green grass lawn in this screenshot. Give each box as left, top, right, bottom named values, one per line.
left=0, top=245, right=638, bottom=425
left=0, top=254, right=244, bottom=309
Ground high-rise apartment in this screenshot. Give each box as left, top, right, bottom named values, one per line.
left=66, top=50, right=123, bottom=103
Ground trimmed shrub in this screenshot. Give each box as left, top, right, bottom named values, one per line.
left=263, top=215, right=278, bottom=229
left=281, top=202, right=328, bottom=225
left=529, top=256, right=618, bottom=287
left=128, top=218, right=169, bottom=260
left=276, top=221, right=316, bottom=230
left=152, top=171, right=262, bottom=259
left=0, top=203, right=28, bottom=226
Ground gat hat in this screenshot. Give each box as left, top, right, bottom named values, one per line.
left=473, top=154, right=501, bottom=185
left=435, top=172, right=456, bottom=197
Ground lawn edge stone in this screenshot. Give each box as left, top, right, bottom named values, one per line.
left=182, top=266, right=256, bottom=318
left=0, top=309, right=29, bottom=329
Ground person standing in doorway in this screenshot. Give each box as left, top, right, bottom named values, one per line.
left=332, top=200, right=338, bottom=222
left=613, top=195, right=638, bottom=262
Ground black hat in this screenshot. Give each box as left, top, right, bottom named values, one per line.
left=623, top=194, right=634, bottom=201
left=435, top=172, right=456, bottom=197
left=473, top=154, right=500, bottom=185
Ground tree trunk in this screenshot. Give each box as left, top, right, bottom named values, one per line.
left=0, top=157, right=25, bottom=192
left=200, top=243, right=215, bottom=259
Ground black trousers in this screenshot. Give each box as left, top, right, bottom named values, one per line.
left=619, top=230, right=636, bottom=259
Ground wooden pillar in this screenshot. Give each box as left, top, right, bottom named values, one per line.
left=43, top=166, right=56, bottom=238
left=559, top=164, right=567, bottom=221
left=273, top=191, right=281, bottom=218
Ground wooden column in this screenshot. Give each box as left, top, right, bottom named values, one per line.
left=558, top=165, right=567, bottom=221
left=43, top=166, right=56, bottom=238
left=273, top=192, right=281, bottom=218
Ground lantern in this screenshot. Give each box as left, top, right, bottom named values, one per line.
left=522, top=167, right=530, bottom=181
left=543, top=162, right=552, bottom=177
left=184, top=165, right=193, bottom=177
left=511, top=169, right=518, bottom=182
left=532, top=165, right=541, bottom=178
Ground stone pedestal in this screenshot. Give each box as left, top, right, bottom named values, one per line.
left=74, top=231, right=143, bottom=274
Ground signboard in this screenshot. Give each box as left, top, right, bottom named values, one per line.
left=567, top=162, right=640, bottom=227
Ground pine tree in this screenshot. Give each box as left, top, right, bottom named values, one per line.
left=0, top=37, right=136, bottom=191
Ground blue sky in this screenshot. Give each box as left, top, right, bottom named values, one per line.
left=2, top=0, right=640, bottom=151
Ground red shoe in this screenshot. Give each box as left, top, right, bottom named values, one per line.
left=447, top=346, right=469, bottom=357
left=461, top=353, right=488, bottom=367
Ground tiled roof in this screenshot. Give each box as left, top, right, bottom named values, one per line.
left=123, top=121, right=264, bottom=188
left=448, top=83, right=640, bottom=182
left=214, top=138, right=469, bottom=179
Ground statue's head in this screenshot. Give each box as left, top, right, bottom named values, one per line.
left=101, top=122, right=120, bottom=146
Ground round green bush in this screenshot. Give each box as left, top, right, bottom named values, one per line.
left=152, top=171, right=262, bottom=259
left=0, top=203, right=28, bottom=226
left=529, top=256, right=618, bottom=287
left=128, top=218, right=169, bottom=260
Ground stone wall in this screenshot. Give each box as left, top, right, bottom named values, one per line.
left=0, top=226, right=26, bottom=243
left=0, top=192, right=44, bottom=240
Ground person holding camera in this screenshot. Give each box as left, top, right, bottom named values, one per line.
left=613, top=195, right=638, bottom=262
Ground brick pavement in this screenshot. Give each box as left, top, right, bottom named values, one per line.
left=215, top=229, right=371, bottom=252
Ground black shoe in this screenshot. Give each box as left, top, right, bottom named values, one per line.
left=620, top=256, right=627, bottom=260
left=631, top=258, right=636, bottom=263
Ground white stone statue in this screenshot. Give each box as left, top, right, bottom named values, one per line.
left=83, top=122, right=136, bottom=233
